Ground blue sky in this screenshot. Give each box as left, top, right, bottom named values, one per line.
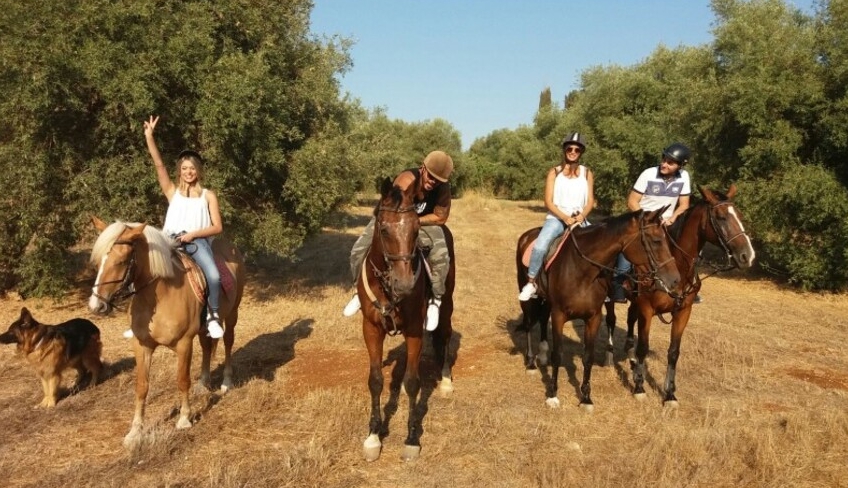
left=310, top=1, right=816, bottom=149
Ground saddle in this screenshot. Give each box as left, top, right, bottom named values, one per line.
left=521, top=229, right=574, bottom=299
left=521, top=229, right=573, bottom=271
left=175, top=250, right=236, bottom=305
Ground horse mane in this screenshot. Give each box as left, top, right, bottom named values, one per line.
left=90, top=221, right=176, bottom=278
left=373, top=183, right=408, bottom=216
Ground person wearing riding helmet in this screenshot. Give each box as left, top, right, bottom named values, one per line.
left=343, top=150, right=455, bottom=331
left=519, top=132, right=595, bottom=301
left=612, top=142, right=693, bottom=303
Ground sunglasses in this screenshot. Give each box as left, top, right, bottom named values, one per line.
left=565, top=146, right=583, bottom=154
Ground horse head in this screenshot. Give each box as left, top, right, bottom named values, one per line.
left=88, top=216, right=174, bottom=314
left=622, top=206, right=681, bottom=293
left=699, top=185, right=756, bottom=269
left=373, top=177, right=422, bottom=299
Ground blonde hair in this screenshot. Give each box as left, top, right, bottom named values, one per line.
left=91, top=221, right=176, bottom=278
left=175, top=152, right=205, bottom=197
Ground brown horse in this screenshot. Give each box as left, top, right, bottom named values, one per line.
left=358, top=177, right=455, bottom=462
left=89, top=217, right=245, bottom=447
left=516, top=207, right=680, bottom=410
left=603, top=185, right=755, bottom=406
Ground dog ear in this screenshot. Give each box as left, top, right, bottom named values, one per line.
left=19, top=307, right=33, bottom=327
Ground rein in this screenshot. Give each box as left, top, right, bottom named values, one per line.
left=570, top=218, right=677, bottom=297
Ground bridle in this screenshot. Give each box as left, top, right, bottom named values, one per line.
left=571, top=215, right=677, bottom=296
left=91, top=238, right=156, bottom=309
left=364, top=204, right=423, bottom=335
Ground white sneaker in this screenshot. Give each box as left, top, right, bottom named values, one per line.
left=343, top=294, right=361, bottom=317
left=518, top=282, right=537, bottom=301
left=123, top=329, right=134, bottom=339
left=425, top=298, right=441, bottom=331
left=207, top=315, right=224, bottom=339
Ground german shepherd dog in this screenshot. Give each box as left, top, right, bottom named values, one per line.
left=0, top=307, right=103, bottom=407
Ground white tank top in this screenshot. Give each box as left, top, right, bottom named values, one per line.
left=163, top=189, right=212, bottom=235
left=546, top=165, right=589, bottom=220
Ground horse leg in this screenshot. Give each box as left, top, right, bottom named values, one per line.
left=221, top=308, right=238, bottom=393
left=125, top=341, right=154, bottom=448
left=363, top=322, right=386, bottom=462
left=664, top=306, right=693, bottom=407
left=604, top=297, right=616, bottom=366
left=432, top=306, right=454, bottom=395
left=197, top=333, right=214, bottom=392
left=625, top=301, right=638, bottom=365
left=401, top=334, right=423, bottom=462
left=579, top=314, right=602, bottom=412
left=632, top=305, right=654, bottom=401
left=545, top=308, right=566, bottom=408
left=174, top=338, right=193, bottom=429
left=537, top=301, right=550, bottom=367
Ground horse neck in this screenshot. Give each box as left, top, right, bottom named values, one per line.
left=564, top=225, right=622, bottom=270
left=671, top=204, right=709, bottom=276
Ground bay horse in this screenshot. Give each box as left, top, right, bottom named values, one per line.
left=603, top=185, right=755, bottom=406
left=516, top=207, right=680, bottom=410
left=88, top=216, right=245, bottom=446
left=358, top=177, right=455, bottom=462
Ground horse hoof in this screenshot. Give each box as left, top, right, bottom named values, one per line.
left=363, top=434, right=381, bottom=462
left=525, top=368, right=540, bottom=376
left=220, top=383, right=231, bottom=394
left=633, top=392, right=647, bottom=402
left=579, top=402, right=594, bottom=413
left=664, top=400, right=679, bottom=410
left=123, top=430, right=140, bottom=449
left=400, top=444, right=421, bottom=462
left=605, top=351, right=614, bottom=367
left=439, top=378, right=454, bottom=395
left=545, top=397, right=560, bottom=409
left=176, top=416, right=192, bottom=429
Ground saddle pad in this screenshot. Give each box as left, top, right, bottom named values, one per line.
left=177, top=252, right=236, bottom=305
left=521, top=228, right=572, bottom=271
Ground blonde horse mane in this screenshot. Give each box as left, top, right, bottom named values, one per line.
left=90, top=221, right=176, bottom=278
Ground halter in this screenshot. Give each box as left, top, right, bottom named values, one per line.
left=364, top=204, right=423, bottom=335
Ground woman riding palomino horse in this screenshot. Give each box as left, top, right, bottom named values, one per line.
left=89, top=217, right=246, bottom=446
left=603, top=185, right=755, bottom=406
left=516, top=207, right=681, bottom=410
left=355, top=163, right=456, bottom=462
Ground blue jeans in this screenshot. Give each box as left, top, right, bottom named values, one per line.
left=527, top=218, right=566, bottom=280
left=190, top=238, right=221, bottom=312
left=615, top=253, right=631, bottom=280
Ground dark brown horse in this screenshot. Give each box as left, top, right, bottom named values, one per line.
left=516, top=208, right=681, bottom=410
left=358, top=177, right=455, bottom=462
left=603, top=185, right=755, bottom=406
left=89, top=217, right=246, bottom=446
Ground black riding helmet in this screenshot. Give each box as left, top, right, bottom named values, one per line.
left=662, top=143, right=691, bottom=166
left=561, top=132, right=586, bottom=151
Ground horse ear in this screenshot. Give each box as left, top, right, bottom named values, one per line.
left=380, top=177, right=393, bottom=197
left=727, top=183, right=737, bottom=199
left=650, top=205, right=670, bottom=222
left=699, top=186, right=720, bottom=204
left=91, top=215, right=108, bottom=232
left=126, top=224, right=148, bottom=240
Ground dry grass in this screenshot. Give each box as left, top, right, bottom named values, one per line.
left=1, top=195, right=847, bottom=488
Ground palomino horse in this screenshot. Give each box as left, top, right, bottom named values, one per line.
left=603, top=185, right=755, bottom=406
left=359, top=177, right=455, bottom=462
left=88, top=217, right=245, bottom=446
left=516, top=208, right=680, bottom=410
